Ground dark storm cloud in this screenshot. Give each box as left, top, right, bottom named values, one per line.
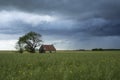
left=74, top=19, right=120, bottom=37
left=86, top=22, right=120, bottom=36
left=0, top=0, right=120, bottom=37
left=0, top=18, right=120, bottom=38
left=0, top=19, right=73, bottom=36
left=0, top=0, right=120, bottom=19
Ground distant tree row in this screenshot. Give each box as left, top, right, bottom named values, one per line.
left=92, top=48, right=120, bottom=51
left=76, top=48, right=120, bottom=51
left=92, top=48, right=103, bottom=51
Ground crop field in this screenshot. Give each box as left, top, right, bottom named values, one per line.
left=0, top=51, right=120, bottom=80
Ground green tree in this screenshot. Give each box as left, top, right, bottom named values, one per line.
left=16, top=31, right=42, bottom=53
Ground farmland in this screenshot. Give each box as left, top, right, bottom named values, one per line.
left=0, top=51, right=120, bottom=80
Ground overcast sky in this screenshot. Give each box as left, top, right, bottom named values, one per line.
left=0, top=0, right=120, bottom=50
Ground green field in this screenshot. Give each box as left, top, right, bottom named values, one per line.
left=0, top=51, right=120, bottom=80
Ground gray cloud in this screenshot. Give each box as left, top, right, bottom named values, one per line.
left=1, top=17, right=120, bottom=38
left=0, top=0, right=120, bottom=20
left=74, top=19, right=120, bottom=37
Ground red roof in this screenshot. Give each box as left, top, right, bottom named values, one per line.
left=40, top=45, right=56, bottom=51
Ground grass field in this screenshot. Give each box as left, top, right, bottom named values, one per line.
left=0, top=51, right=120, bottom=80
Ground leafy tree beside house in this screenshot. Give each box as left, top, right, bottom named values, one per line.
left=16, top=31, right=42, bottom=53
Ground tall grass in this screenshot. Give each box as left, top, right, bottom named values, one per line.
left=0, top=51, right=120, bottom=80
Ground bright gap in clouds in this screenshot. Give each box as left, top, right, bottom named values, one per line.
left=0, top=40, right=17, bottom=50
left=0, top=10, right=57, bottom=26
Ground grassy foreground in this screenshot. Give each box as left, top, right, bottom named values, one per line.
left=0, top=51, right=120, bottom=80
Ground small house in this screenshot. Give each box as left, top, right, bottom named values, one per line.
left=39, top=45, right=56, bottom=53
